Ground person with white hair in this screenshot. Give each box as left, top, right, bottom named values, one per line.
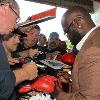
left=0, top=0, right=38, bottom=99
left=0, top=0, right=20, bottom=99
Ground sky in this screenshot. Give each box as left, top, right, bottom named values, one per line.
left=16, top=0, right=68, bottom=41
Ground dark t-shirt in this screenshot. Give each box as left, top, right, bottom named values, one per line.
left=0, top=37, right=16, bottom=100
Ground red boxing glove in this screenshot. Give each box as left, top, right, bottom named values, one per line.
left=31, top=75, right=62, bottom=93
left=61, top=53, right=75, bottom=65
left=19, top=85, right=32, bottom=93
left=19, top=75, right=62, bottom=93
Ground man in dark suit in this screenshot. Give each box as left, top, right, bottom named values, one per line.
left=57, top=6, right=100, bottom=100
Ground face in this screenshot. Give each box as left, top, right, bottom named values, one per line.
left=25, top=29, right=40, bottom=46
left=59, top=41, right=66, bottom=50
left=0, top=3, right=20, bottom=35
left=38, top=34, right=47, bottom=45
left=48, top=36, right=59, bottom=49
left=61, top=15, right=84, bottom=46
left=4, top=35, right=20, bottom=52
left=66, top=25, right=83, bottom=46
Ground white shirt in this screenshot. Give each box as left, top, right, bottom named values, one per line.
left=76, top=26, right=99, bottom=51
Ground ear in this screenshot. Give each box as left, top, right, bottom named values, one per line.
left=73, top=16, right=83, bottom=29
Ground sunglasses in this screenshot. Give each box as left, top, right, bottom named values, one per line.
left=64, top=16, right=83, bottom=36
left=64, top=21, right=73, bottom=36
left=0, top=3, right=21, bottom=23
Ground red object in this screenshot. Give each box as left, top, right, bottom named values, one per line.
left=19, top=75, right=62, bottom=93
left=31, top=75, right=60, bottom=93
left=61, top=53, right=75, bottom=65
left=19, top=8, right=57, bottom=27
left=30, top=8, right=56, bottom=21
left=57, top=54, right=63, bottom=62
left=19, top=85, right=32, bottom=93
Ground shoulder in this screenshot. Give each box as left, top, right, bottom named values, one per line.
left=82, top=26, right=100, bottom=50
left=91, top=26, right=100, bottom=46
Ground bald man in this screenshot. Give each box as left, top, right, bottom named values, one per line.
left=57, top=6, right=100, bottom=100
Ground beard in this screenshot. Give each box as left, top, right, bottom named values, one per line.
left=68, top=31, right=83, bottom=46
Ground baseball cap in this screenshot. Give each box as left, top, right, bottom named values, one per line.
left=19, top=24, right=40, bottom=33
left=49, top=32, right=59, bottom=38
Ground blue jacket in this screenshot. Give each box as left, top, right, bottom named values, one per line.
left=0, top=38, right=16, bottom=100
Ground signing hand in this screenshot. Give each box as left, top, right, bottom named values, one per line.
left=22, top=62, right=38, bottom=80
left=57, top=71, right=69, bottom=83
left=7, top=55, right=19, bottom=65
left=29, top=49, right=40, bottom=57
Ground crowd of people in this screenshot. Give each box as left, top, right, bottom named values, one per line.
left=0, top=0, right=100, bottom=100
left=0, top=1, right=70, bottom=98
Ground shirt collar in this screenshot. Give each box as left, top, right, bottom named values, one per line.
left=76, top=26, right=99, bottom=51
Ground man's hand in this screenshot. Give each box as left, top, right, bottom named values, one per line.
left=57, top=71, right=69, bottom=83
left=28, top=49, right=40, bottom=57
left=18, top=50, right=29, bottom=58
left=22, top=62, right=38, bottom=80
left=7, top=55, right=19, bottom=65
left=13, top=62, right=38, bottom=85
left=54, top=81, right=69, bottom=100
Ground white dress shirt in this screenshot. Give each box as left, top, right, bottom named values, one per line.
left=76, top=26, right=99, bottom=51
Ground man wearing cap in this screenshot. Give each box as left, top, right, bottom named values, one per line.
left=16, top=24, right=41, bottom=59
left=18, top=24, right=40, bottom=50
left=46, top=32, right=65, bottom=60
left=47, top=32, right=60, bottom=52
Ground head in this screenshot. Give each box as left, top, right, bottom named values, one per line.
left=38, top=33, right=47, bottom=46
left=3, top=31, right=20, bottom=52
left=20, top=24, right=40, bottom=47
left=61, top=6, right=95, bottom=45
left=59, top=41, right=67, bottom=50
left=0, top=0, right=20, bottom=35
left=48, top=32, right=60, bottom=50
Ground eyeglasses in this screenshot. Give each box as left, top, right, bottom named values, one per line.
left=64, top=21, right=73, bottom=36
left=64, top=16, right=83, bottom=36
left=0, top=3, right=21, bottom=23
left=9, top=5, right=21, bottom=23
